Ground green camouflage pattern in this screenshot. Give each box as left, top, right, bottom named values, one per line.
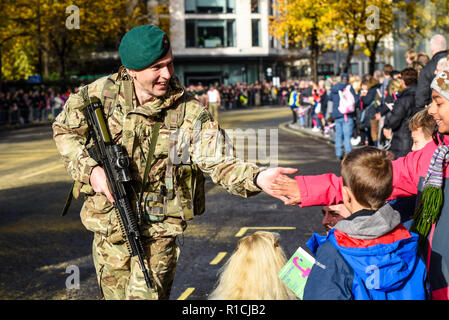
left=52, top=71, right=262, bottom=299
left=92, top=217, right=183, bottom=300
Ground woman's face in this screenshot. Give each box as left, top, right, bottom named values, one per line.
left=428, top=89, right=449, bottom=134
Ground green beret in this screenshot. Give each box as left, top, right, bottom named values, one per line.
left=119, top=25, right=170, bottom=71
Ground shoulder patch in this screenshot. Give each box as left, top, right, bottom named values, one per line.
left=193, top=110, right=213, bottom=130
left=198, top=111, right=211, bottom=124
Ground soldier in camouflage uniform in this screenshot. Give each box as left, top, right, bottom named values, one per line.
left=53, top=25, right=296, bottom=300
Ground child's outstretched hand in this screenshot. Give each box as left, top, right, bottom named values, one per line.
left=256, top=167, right=298, bottom=203
left=270, top=175, right=301, bottom=206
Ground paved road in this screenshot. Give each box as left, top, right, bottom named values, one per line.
left=0, top=106, right=340, bottom=300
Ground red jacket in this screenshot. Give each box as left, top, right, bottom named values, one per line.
left=296, top=136, right=449, bottom=299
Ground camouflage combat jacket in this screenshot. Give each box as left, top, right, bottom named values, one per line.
left=53, top=69, right=262, bottom=240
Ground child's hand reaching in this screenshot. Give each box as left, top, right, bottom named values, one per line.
left=270, top=175, right=301, bottom=206
left=256, top=167, right=298, bottom=203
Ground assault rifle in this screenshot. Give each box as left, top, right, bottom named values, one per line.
left=83, top=97, right=152, bottom=289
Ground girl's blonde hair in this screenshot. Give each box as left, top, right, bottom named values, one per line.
left=406, top=49, right=417, bottom=62
left=389, top=78, right=403, bottom=95
left=209, top=231, right=297, bottom=300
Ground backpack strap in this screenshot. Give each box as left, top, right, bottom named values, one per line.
left=164, top=94, right=187, bottom=201
left=101, top=75, right=119, bottom=117
left=137, top=116, right=163, bottom=223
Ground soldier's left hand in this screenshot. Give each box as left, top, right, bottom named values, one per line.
left=256, top=167, right=298, bottom=203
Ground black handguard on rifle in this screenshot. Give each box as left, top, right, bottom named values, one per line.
left=83, top=97, right=153, bottom=290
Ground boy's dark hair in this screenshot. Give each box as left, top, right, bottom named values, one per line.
left=341, top=146, right=393, bottom=210
left=401, top=67, right=418, bottom=86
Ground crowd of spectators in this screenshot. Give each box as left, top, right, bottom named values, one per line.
left=0, top=86, right=75, bottom=127
left=283, top=35, right=446, bottom=162
left=185, top=80, right=290, bottom=110
left=1, top=33, right=444, bottom=143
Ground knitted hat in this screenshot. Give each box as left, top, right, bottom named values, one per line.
left=430, top=68, right=449, bottom=100
left=119, top=25, right=170, bottom=71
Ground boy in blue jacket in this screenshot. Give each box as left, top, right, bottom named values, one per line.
left=304, top=146, right=428, bottom=300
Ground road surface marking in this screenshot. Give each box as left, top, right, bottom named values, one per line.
left=178, top=287, right=195, bottom=300
left=210, top=252, right=227, bottom=265
left=235, top=227, right=296, bottom=237
left=19, top=163, right=64, bottom=180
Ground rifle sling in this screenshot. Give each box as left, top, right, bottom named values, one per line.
left=61, top=181, right=75, bottom=216
left=138, top=118, right=162, bottom=206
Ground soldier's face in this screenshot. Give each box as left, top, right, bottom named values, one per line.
left=131, top=49, right=175, bottom=98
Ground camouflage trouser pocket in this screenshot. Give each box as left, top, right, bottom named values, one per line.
left=80, top=194, right=114, bottom=236
left=92, top=231, right=179, bottom=300
left=93, top=233, right=130, bottom=300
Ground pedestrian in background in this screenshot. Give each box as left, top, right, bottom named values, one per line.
left=330, top=73, right=358, bottom=160
left=207, top=84, right=221, bottom=123
left=382, top=68, right=418, bottom=159
left=416, top=34, right=448, bottom=109
left=288, top=85, right=299, bottom=125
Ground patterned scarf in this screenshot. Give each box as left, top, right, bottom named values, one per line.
left=412, top=145, right=449, bottom=243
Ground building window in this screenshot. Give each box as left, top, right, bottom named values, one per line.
left=318, top=63, right=334, bottom=76
left=252, top=19, right=260, bottom=47
left=251, top=0, right=259, bottom=13
left=185, top=19, right=235, bottom=48
left=185, top=0, right=235, bottom=14
left=350, top=63, right=359, bottom=76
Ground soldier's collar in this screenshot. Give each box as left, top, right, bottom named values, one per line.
left=130, top=78, right=184, bottom=117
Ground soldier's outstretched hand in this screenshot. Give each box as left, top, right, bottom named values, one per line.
left=270, top=174, right=301, bottom=206
left=256, top=167, right=298, bottom=203
left=90, top=166, right=115, bottom=203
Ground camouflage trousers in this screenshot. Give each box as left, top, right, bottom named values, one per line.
left=92, top=231, right=181, bottom=300
left=80, top=194, right=186, bottom=299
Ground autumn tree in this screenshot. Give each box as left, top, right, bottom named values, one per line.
left=330, top=0, right=370, bottom=73
left=361, top=0, right=394, bottom=75
left=0, top=0, right=168, bottom=81
left=37, top=0, right=132, bottom=80
left=395, top=0, right=449, bottom=51
left=269, top=0, right=337, bottom=83
left=0, top=0, right=37, bottom=81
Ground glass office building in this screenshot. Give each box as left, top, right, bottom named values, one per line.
left=170, top=0, right=293, bottom=86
